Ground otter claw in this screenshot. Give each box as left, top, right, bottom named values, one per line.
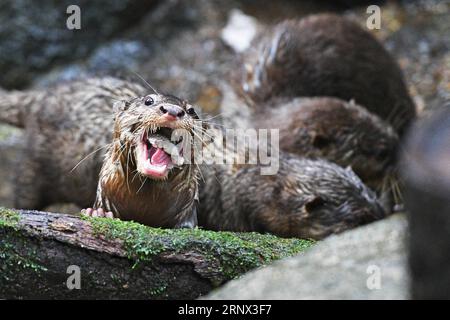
left=81, top=208, right=114, bottom=218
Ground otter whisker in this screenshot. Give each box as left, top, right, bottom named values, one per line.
left=132, top=71, right=160, bottom=96
left=192, top=122, right=216, bottom=138
left=198, top=119, right=231, bottom=130
left=136, top=176, right=148, bottom=194
left=191, top=127, right=211, bottom=148
left=118, top=142, right=127, bottom=156
left=192, top=125, right=216, bottom=142
left=390, top=177, right=399, bottom=205
left=192, top=121, right=217, bottom=131
left=386, top=103, right=401, bottom=123
left=202, top=113, right=225, bottom=122
left=125, top=143, right=134, bottom=193
left=131, top=170, right=141, bottom=183
left=393, top=177, right=404, bottom=203
left=188, top=139, right=207, bottom=183
left=70, top=143, right=111, bottom=173
left=195, top=162, right=206, bottom=183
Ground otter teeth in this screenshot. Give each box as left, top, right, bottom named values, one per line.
left=147, top=135, right=184, bottom=166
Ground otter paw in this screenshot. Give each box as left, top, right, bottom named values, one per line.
left=81, top=208, right=114, bottom=218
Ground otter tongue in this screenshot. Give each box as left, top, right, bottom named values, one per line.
left=151, top=147, right=172, bottom=166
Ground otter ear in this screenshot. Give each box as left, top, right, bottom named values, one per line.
left=304, top=196, right=325, bottom=213
left=113, top=100, right=130, bottom=113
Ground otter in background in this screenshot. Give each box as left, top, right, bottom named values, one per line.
left=254, top=97, right=399, bottom=192
left=219, top=13, right=415, bottom=210
left=236, top=14, right=416, bottom=137
left=219, top=82, right=399, bottom=206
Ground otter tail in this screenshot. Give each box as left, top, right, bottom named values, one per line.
left=0, top=89, right=35, bottom=128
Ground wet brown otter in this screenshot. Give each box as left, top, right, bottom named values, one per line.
left=199, top=155, right=386, bottom=240
left=236, top=14, right=416, bottom=136
left=88, top=92, right=201, bottom=228
left=253, top=97, right=399, bottom=190
left=0, top=77, right=386, bottom=238
left=0, top=77, right=201, bottom=228
left=219, top=83, right=399, bottom=193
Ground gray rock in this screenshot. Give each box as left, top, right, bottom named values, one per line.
left=0, top=0, right=157, bottom=89
left=205, top=214, right=409, bottom=300
left=221, top=9, right=260, bottom=53
left=33, top=0, right=237, bottom=100
left=34, top=40, right=150, bottom=88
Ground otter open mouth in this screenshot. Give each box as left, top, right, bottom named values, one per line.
left=136, top=127, right=185, bottom=179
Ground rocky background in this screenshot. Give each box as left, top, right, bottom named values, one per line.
left=0, top=0, right=448, bottom=299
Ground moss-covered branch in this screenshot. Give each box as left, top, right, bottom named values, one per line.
left=0, top=208, right=312, bottom=299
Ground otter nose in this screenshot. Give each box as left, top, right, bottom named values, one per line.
left=160, top=104, right=185, bottom=119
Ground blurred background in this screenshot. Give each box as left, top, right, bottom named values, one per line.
left=0, top=0, right=448, bottom=207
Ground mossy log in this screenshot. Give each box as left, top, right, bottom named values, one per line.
left=0, top=208, right=312, bottom=299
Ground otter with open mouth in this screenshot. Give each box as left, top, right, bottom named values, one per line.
left=0, top=76, right=203, bottom=228
left=84, top=92, right=202, bottom=228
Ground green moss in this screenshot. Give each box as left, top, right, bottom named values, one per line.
left=0, top=208, right=48, bottom=278
left=0, top=248, right=48, bottom=274
left=0, top=233, right=48, bottom=282
left=84, top=216, right=313, bottom=279
left=0, top=207, right=20, bottom=229
left=148, top=283, right=168, bottom=298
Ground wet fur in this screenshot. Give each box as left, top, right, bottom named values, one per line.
left=237, top=14, right=416, bottom=136
left=94, top=93, right=200, bottom=227
left=255, top=97, right=399, bottom=189
left=0, top=77, right=144, bottom=209
left=199, top=156, right=385, bottom=240
left=219, top=83, right=399, bottom=192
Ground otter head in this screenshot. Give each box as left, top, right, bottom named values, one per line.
left=112, top=93, right=202, bottom=180
left=275, top=98, right=399, bottom=191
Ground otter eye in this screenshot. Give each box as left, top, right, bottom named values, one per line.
left=186, top=107, right=196, bottom=115
left=144, top=97, right=154, bottom=106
